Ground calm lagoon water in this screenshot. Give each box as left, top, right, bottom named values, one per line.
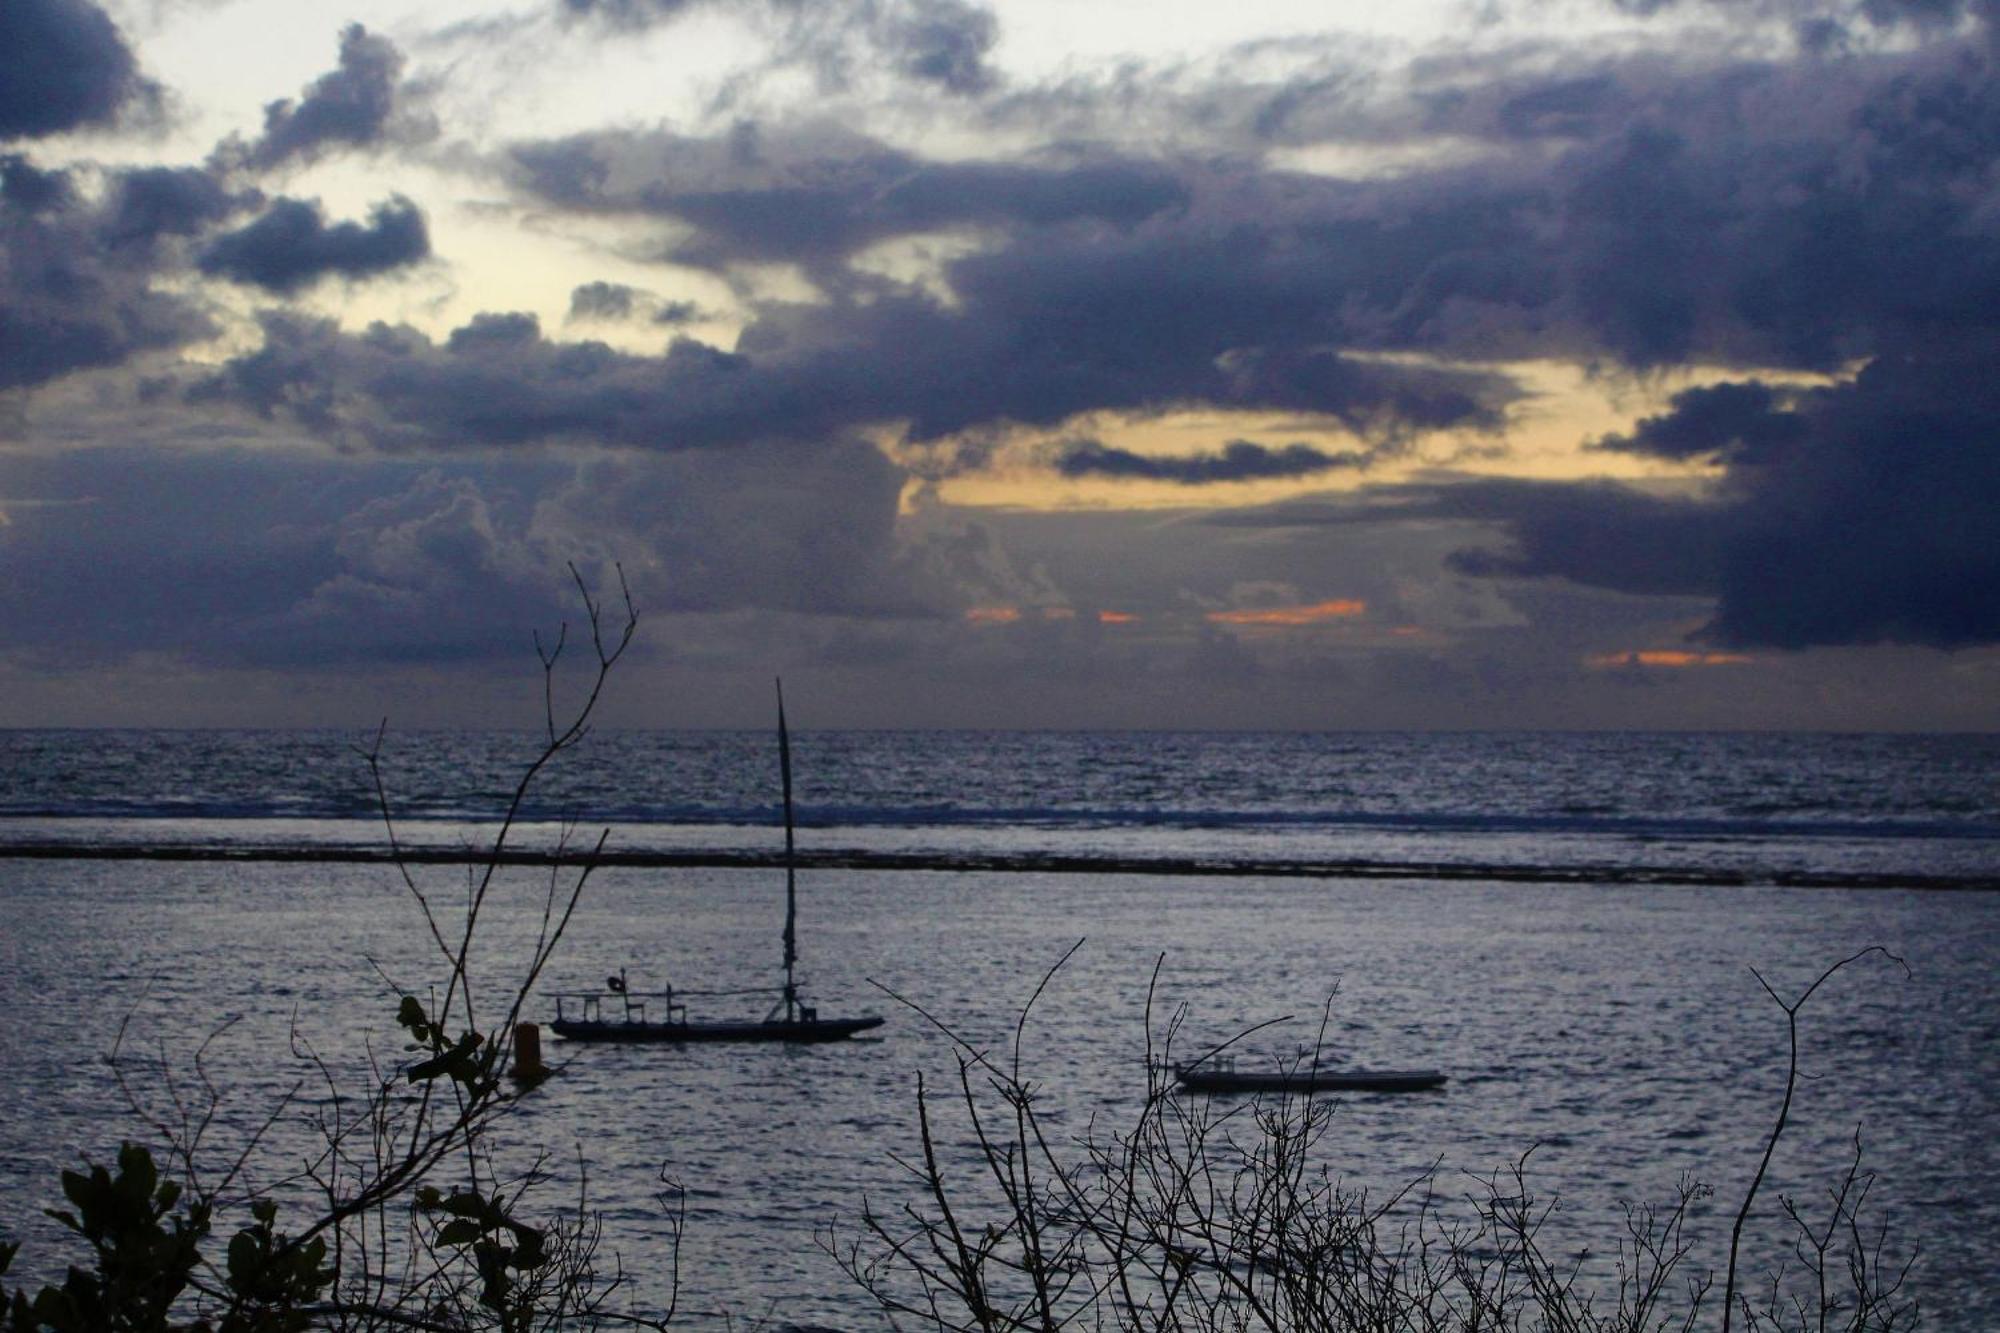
left=1, top=863, right=1996, bottom=1325
left=0, top=729, right=1995, bottom=1325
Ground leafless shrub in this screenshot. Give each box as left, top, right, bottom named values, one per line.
left=836, top=945, right=1917, bottom=1333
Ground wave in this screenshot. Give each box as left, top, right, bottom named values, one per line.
left=4, top=798, right=1996, bottom=844
left=1, top=836, right=1994, bottom=891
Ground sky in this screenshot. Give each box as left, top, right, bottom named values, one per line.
left=2, top=0, right=1998, bottom=730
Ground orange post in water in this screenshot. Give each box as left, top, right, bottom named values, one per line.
left=512, top=1021, right=548, bottom=1084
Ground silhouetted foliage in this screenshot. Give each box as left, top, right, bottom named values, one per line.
left=0, top=566, right=675, bottom=1331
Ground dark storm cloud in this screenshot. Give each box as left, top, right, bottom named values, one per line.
left=1601, top=350, right=2000, bottom=649
left=556, top=0, right=999, bottom=95
left=1055, top=439, right=1371, bottom=484
left=196, top=195, right=430, bottom=293
left=145, top=3, right=2000, bottom=659
left=1428, top=480, right=1732, bottom=599
left=0, top=446, right=582, bottom=668
left=1262, top=344, right=2000, bottom=649
left=1588, top=0, right=1976, bottom=25
left=99, top=166, right=246, bottom=251
left=511, top=126, right=1189, bottom=270
left=0, top=439, right=918, bottom=670
left=0, top=154, right=73, bottom=212
left=876, top=0, right=999, bottom=95
left=565, top=282, right=707, bottom=326
left=568, top=281, right=640, bottom=320
left=1493, top=75, right=1627, bottom=140
left=228, top=24, right=418, bottom=172
left=555, top=0, right=699, bottom=23
left=531, top=438, right=922, bottom=616
left=0, top=0, right=150, bottom=140
left=0, top=157, right=215, bottom=391
left=1592, top=381, right=1808, bottom=464
left=192, top=278, right=1512, bottom=455
left=1408, top=37, right=2000, bottom=370
left=973, top=27, right=2000, bottom=366
left=1210, top=479, right=1727, bottom=597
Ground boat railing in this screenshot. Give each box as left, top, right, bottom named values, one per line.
left=1164, top=1049, right=1335, bottom=1076
left=549, top=980, right=800, bottom=1025
left=552, top=988, right=686, bottom=1025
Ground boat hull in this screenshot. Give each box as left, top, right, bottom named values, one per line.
left=550, top=1014, right=884, bottom=1044
left=1174, top=1067, right=1447, bottom=1094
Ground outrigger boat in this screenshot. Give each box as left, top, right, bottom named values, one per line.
left=548, top=683, right=885, bottom=1045
left=1172, top=1053, right=1446, bottom=1095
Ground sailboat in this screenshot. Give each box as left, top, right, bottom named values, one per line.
left=547, top=681, right=885, bottom=1044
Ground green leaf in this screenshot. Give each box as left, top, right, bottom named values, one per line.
left=227, top=1230, right=262, bottom=1281
left=436, top=1218, right=484, bottom=1247
left=406, top=1030, right=485, bottom=1085
left=510, top=1227, right=547, bottom=1270
left=57, top=1169, right=91, bottom=1211
left=437, top=1191, right=499, bottom=1223
left=115, top=1143, right=157, bottom=1201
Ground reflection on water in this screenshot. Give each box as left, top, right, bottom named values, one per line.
left=0, top=862, right=1994, bottom=1326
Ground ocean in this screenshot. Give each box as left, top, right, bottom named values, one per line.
left=1, top=728, right=1996, bottom=1325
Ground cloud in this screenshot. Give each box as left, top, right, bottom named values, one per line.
left=1433, top=480, right=1729, bottom=600
left=1572, top=0, right=1978, bottom=29
left=568, top=280, right=641, bottom=320
left=0, top=157, right=216, bottom=391
left=228, top=24, right=423, bottom=172
left=0, top=437, right=918, bottom=669
left=876, top=0, right=999, bottom=95
left=98, top=165, right=248, bottom=251
left=1678, top=350, right=2000, bottom=649
left=566, top=281, right=707, bottom=326
left=527, top=439, right=926, bottom=618
left=1559, top=349, right=1994, bottom=650
left=511, top=124, right=1190, bottom=272
left=1318, top=345, right=2000, bottom=651
left=976, top=27, right=2000, bottom=370
left=1591, top=381, right=1808, bottom=464
left=265, top=469, right=567, bottom=663
left=0, top=0, right=151, bottom=141
left=1584, top=649, right=1753, bottom=668
left=1207, top=598, right=1366, bottom=626
left=196, top=195, right=430, bottom=293
left=555, top=0, right=700, bottom=24
left=192, top=242, right=1514, bottom=452
left=556, top=0, right=1000, bottom=96
left=1054, top=438, right=1371, bottom=484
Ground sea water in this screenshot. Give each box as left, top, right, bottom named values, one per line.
left=0, top=729, right=1995, bottom=1325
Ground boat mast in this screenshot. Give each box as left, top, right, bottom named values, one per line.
left=777, top=677, right=798, bottom=1022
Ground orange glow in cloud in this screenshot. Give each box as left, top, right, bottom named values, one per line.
left=965, top=606, right=1022, bottom=624
left=1586, top=650, right=1755, bottom=668
left=1206, top=599, right=1367, bottom=626
left=1042, top=607, right=1077, bottom=621
left=1098, top=610, right=1139, bottom=624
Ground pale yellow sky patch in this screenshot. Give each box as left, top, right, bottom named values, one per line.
left=1266, top=136, right=1495, bottom=181
left=917, top=356, right=1851, bottom=512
